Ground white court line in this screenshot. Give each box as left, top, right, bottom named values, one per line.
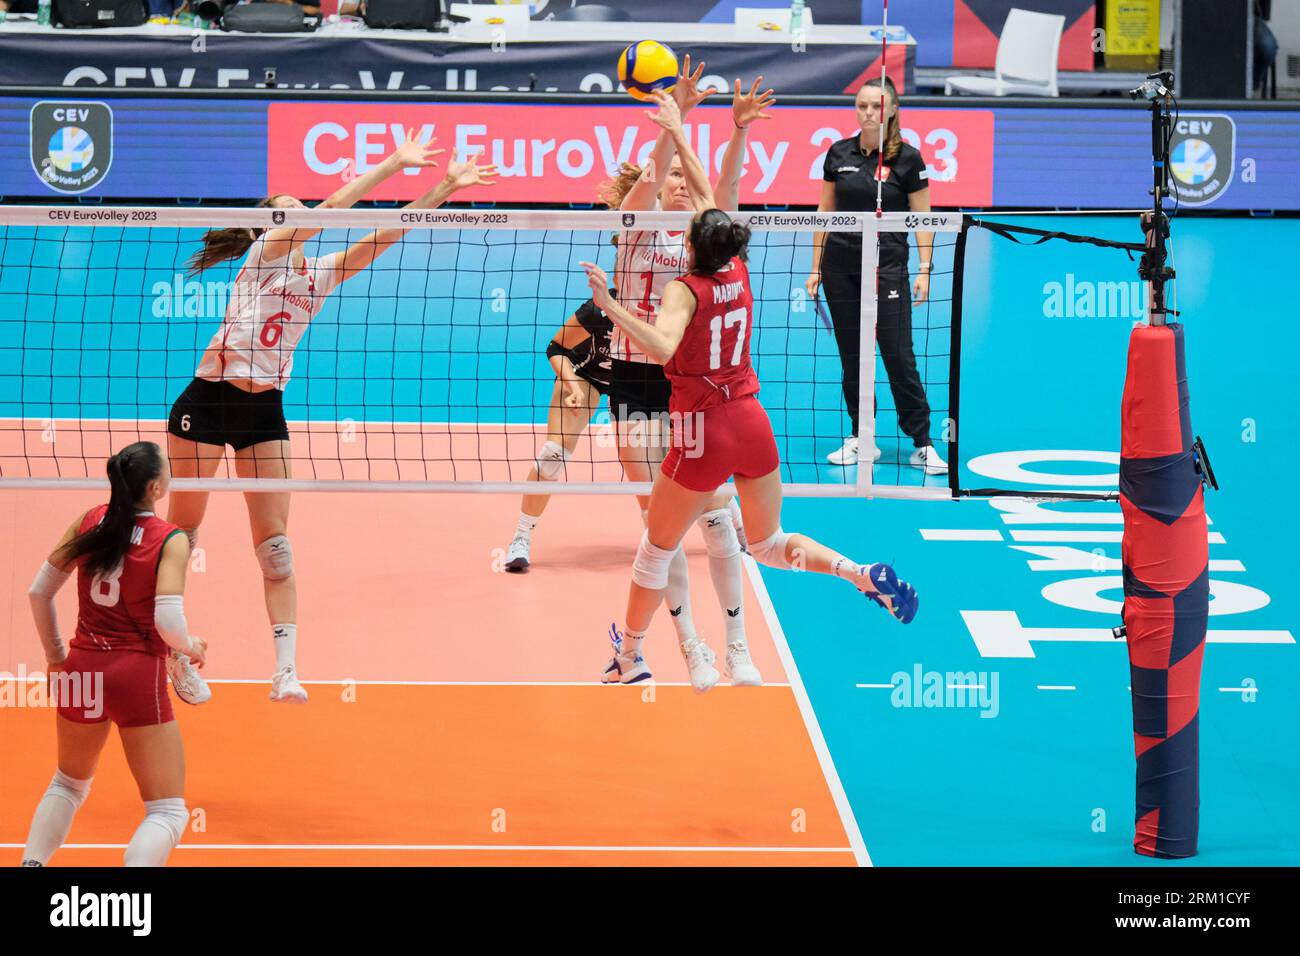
left=0, top=842, right=853, bottom=854
left=742, top=556, right=871, bottom=868
left=1218, top=687, right=1255, bottom=694
left=1037, top=685, right=1078, bottom=691
left=855, top=683, right=896, bottom=689
left=919, top=529, right=1004, bottom=542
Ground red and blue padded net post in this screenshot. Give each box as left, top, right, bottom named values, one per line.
left=1119, top=322, right=1208, bottom=859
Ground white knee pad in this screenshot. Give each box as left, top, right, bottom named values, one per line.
left=698, top=509, right=741, bottom=559
left=124, top=798, right=188, bottom=867
left=143, top=798, right=189, bottom=844
left=749, top=529, right=794, bottom=570
left=632, top=530, right=677, bottom=590
left=535, top=441, right=570, bottom=481
left=255, top=534, right=294, bottom=581
left=48, top=770, right=91, bottom=810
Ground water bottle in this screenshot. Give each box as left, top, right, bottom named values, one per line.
left=789, top=0, right=805, bottom=35
left=37, top=0, right=52, bottom=26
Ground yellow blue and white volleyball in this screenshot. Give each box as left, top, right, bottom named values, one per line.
left=617, top=41, right=679, bottom=101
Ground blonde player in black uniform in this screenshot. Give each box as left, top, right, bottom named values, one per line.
left=503, top=292, right=615, bottom=571
left=601, top=62, right=776, bottom=691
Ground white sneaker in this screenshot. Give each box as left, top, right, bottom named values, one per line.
left=504, top=532, right=531, bottom=572
left=601, top=624, right=653, bottom=685
left=166, top=652, right=211, bottom=705
left=909, top=445, right=949, bottom=475
left=680, top=637, right=720, bottom=694
left=827, top=437, right=883, bottom=466
left=269, top=664, right=309, bottom=704
left=725, top=643, right=763, bottom=687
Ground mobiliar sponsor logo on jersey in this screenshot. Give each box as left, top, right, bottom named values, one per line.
left=267, top=104, right=995, bottom=206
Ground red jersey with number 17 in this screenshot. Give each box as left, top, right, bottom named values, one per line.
left=70, top=505, right=183, bottom=657
left=665, top=257, right=760, bottom=415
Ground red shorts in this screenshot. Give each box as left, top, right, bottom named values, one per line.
left=662, top=395, right=780, bottom=493
left=56, top=646, right=174, bottom=728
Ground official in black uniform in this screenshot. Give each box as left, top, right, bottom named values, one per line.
left=807, top=77, right=947, bottom=475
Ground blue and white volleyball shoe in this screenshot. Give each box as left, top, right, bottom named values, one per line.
left=601, top=623, right=653, bottom=685
left=862, top=563, right=919, bottom=624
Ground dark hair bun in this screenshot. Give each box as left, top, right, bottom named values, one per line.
left=690, top=209, right=751, bottom=275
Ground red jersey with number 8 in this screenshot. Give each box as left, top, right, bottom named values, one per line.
left=71, top=505, right=182, bottom=657
left=665, top=258, right=760, bottom=415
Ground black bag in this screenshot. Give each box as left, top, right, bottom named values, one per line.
left=222, top=3, right=316, bottom=32
left=53, top=0, right=147, bottom=27
left=363, top=0, right=441, bottom=30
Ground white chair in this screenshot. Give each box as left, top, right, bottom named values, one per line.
left=944, top=8, right=1065, bottom=97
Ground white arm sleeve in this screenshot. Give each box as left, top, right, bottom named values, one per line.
left=154, top=594, right=194, bottom=655
left=28, top=561, right=72, bottom=665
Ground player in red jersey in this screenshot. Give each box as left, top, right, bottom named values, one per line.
left=582, top=210, right=919, bottom=692
left=22, top=441, right=208, bottom=867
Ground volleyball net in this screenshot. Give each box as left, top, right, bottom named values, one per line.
left=0, top=205, right=968, bottom=497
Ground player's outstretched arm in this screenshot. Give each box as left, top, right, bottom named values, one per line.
left=581, top=263, right=691, bottom=365
left=329, top=155, right=497, bottom=285
left=261, top=130, right=444, bottom=263
left=646, top=90, right=715, bottom=212
left=715, top=76, right=776, bottom=211
left=622, top=54, right=715, bottom=211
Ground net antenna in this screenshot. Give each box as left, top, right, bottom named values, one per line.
left=1130, top=69, right=1178, bottom=326
left=874, top=0, right=891, bottom=220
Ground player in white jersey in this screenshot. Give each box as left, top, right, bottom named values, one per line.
left=165, top=133, right=495, bottom=703
left=600, top=64, right=777, bottom=692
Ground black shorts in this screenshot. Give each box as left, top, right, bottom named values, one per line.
left=606, top=359, right=671, bottom=421
left=167, top=377, right=290, bottom=450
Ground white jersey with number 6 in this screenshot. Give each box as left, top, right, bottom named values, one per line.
left=611, top=227, right=688, bottom=364
left=195, top=236, right=342, bottom=390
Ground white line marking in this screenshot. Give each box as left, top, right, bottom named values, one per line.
left=0, top=842, right=852, bottom=854
left=919, top=529, right=1003, bottom=542
left=1036, top=685, right=1077, bottom=691
left=855, top=683, right=896, bottom=689
left=742, top=555, right=871, bottom=868
left=1009, top=530, right=1226, bottom=544
left=1218, top=687, right=1255, bottom=694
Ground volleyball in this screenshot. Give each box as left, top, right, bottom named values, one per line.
left=617, top=40, right=679, bottom=101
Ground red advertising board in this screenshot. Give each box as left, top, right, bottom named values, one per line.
left=268, top=103, right=994, bottom=207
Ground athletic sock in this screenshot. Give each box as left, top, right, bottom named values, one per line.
left=22, top=770, right=91, bottom=866
left=621, top=628, right=647, bottom=660
left=516, top=512, right=538, bottom=536
left=124, top=798, right=188, bottom=867
left=665, top=546, right=699, bottom=647
left=272, top=623, right=297, bottom=671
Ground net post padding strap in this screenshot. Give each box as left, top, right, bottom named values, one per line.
left=1120, top=322, right=1207, bottom=859
left=969, top=217, right=1148, bottom=256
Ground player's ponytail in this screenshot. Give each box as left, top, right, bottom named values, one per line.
left=187, top=195, right=284, bottom=276
left=689, top=209, right=751, bottom=275
left=60, top=441, right=164, bottom=577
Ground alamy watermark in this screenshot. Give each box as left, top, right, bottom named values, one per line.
left=1, top=665, right=104, bottom=719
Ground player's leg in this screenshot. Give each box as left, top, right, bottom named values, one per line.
left=612, top=468, right=715, bottom=688
left=164, top=432, right=224, bottom=548
left=119, top=721, right=188, bottom=867
left=698, top=483, right=756, bottom=685
left=508, top=377, right=602, bottom=572
left=733, top=465, right=918, bottom=623
left=233, top=438, right=304, bottom=702
left=21, top=710, right=110, bottom=867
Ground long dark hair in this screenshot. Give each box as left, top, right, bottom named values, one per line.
left=689, top=209, right=751, bottom=275
left=860, top=76, right=903, bottom=162
left=187, top=195, right=286, bottom=277
left=60, top=441, right=164, bottom=577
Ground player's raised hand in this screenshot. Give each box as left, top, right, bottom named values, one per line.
left=673, top=54, right=717, bottom=114
left=580, top=262, right=613, bottom=309
left=444, top=153, right=498, bottom=189
left=732, top=76, right=776, bottom=129
left=647, top=89, right=684, bottom=132
left=392, top=129, right=445, bottom=169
